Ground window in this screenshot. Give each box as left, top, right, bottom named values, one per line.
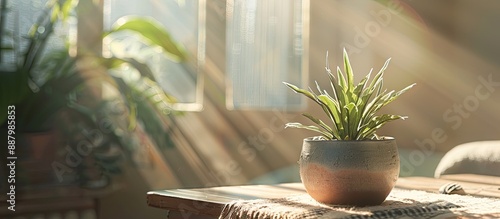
left=104, top=0, right=205, bottom=111
left=226, top=0, right=309, bottom=110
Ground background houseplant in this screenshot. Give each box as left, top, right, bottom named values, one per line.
left=284, top=49, right=415, bottom=205
left=0, top=0, right=186, bottom=188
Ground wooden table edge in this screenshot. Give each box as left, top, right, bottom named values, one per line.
left=147, top=192, right=224, bottom=217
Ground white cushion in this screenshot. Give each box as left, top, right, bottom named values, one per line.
left=434, top=141, right=500, bottom=177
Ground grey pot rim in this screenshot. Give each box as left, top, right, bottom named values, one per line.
left=304, top=136, right=395, bottom=143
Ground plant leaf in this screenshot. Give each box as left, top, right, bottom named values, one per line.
left=283, top=82, right=320, bottom=104
left=336, top=66, right=348, bottom=93
left=358, top=114, right=407, bottom=140
left=106, top=16, right=186, bottom=62
left=285, top=122, right=333, bottom=139
left=317, top=95, right=344, bottom=138
left=343, top=48, right=354, bottom=92
left=302, top=113, right=338, bottom=140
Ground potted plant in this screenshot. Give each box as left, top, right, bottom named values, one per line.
left=0, top=0, right=185, bottom=188
left=283, top=49, right=415, bottom=206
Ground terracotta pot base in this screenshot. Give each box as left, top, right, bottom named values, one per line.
left=301, top=163, right=395, bottom=205
left=299, top=137, right=400, bottom=206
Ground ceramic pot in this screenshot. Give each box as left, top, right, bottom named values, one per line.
left=299, top=137, right=400, bottom=206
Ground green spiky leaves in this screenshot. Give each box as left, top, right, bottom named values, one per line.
left=284, top=49, right=415, bottom=140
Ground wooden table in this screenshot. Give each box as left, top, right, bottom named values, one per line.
left=147, top=174, right=500, bottom=219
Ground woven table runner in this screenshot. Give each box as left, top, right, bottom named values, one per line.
left=219, top=188, right=500, bottom=219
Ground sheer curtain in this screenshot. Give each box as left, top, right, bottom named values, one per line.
left=226, top=0, right=309, bottom=110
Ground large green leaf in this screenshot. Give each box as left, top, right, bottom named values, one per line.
left=106, top=16, right=186, bottom=62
